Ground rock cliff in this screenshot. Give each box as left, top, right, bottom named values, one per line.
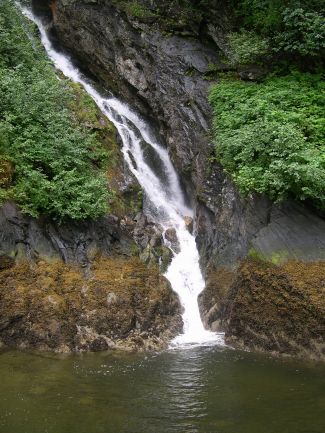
left=1, top=0, right=324, bottom=359
left=44, top=0, right=325, bottom=263
left=0, top=256, right=182, bottom=352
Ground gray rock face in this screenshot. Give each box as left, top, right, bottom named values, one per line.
left=47, top=0, right=220, bottom=189
left=196, top=170, right=325, bottom=271
left=0, top=201, right=134, bottom=266
left=45, top=0, right=325, bottom=272
left=23, top=0, right=325, bottom=360
left=0, top=201, right=175, bottom=269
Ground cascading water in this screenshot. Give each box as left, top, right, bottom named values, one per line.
left=21, top=5, right=224, bottom=347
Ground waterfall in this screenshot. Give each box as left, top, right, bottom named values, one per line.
left=21, top=5, right=224, bottom=348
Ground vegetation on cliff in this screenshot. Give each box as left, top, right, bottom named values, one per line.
left=209, top=73, right=325, bottom=208
left=0, top=1, right=112, bottom=221
left=229, top=0, right=324, bottom=67
left=209, top=0, right=324, bottom=210
left=109, top=0, right=324, bottom=211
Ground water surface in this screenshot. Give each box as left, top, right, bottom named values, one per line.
left=0, top=347, right=324, bottom=433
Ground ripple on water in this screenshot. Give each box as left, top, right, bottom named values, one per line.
left=0, top=347, right=325, bottom=433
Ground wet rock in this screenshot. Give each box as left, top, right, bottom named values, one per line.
left=198, top=266, right=236, bottom=332
left=0, top=257, right=183, bottom=352
left=184, top=216, right=193, bottom=234
left=50, top=0, right=221, bottom=189
left=0, top=201, right=136, bottom=266
left=159, top=246, right=173, bottom=273
left=164, top=228, right=180, bottom=254
left=27, top=0, right=325, bottom=363
left=239, top=67, right=268, bottom=82
left=0, top=254, right=15, bottom=270
left=106, top=292, right=118, bottom=305
left=139, top=245, right=158, bottom=266
left=134, top=214, right=163, bottom=251
left=202, top=258, right=325, bottom=362
left=48, top=2, right=325, bottom=268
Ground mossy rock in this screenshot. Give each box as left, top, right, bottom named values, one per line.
left=0, top=256, right=182, bottom=352
left=221, top=258, right=325, bottom=361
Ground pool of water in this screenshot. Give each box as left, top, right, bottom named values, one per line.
left=0, top=347, right=324, bottom=433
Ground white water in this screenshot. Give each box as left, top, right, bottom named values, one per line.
left=21, top=6, right=224, bottom=347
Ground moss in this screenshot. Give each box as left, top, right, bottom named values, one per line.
left=269, top=250, right=291, bottom=265
left=184, top=67, right=197, bottom=77
left=125, top=2, right=157, bottom=19
left=111, top=0, right=203, bottom=36
left=0, top=256, right=182, bottom=352
left=67, top=82, right=143, bottom=218
left=247, top=248, right=266, bottom=261
left=111, top=0, right=157, bottom=20
left=130, top=243, right=141, bottom=256
left=248, top=248, right=294, bottom=265
left=222, top=258, right=325, bottom=360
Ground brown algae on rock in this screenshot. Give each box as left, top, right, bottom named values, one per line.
left=0, top=256, right=182, bottom=353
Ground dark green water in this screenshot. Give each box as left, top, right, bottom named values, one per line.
left=0, top=347, right=324, bottom=433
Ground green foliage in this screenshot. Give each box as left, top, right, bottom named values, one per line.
left=232, top=0, right=324, bottom=33
left=274, top=8, right=325, bottom=56
left=229, top=0, right=324, bottom=63
left=227, top=30, right=270, bottom=66
left=209, top=73, right=325, bottom=208
left=112, top=0, right=203, bottom=35
left=112, top=0, right=157, bottom=19
left=0, top=1, right=111, bottom=221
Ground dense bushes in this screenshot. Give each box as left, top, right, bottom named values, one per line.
left=209, top=73, right=325, bottom=208
left=228, top=0, right=324, bottom=66
left=275, top=7, right=325, bottom=57
left=209, top=1, right=324, bottom=210
left=0, top=1, right=111, bottom=221
left=226, top=30, right=270, bottom=66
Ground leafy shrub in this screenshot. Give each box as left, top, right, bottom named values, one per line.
left=229, top=0, right=324, bottom=64
left=227, top=30, right=269, bottom=66
left=209, top=72, right=325, bottom=208
left=232, top=0, right=285, bottom=34
left=0, top=1, right=112, bottom=221
left=274, top=8, right=325, bottom=56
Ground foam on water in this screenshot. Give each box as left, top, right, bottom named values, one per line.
left=21, top=5, right=224, bottom=348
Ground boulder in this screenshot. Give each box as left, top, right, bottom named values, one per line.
left=164, top=228, right=180, bottom=253
left=184, top=216, right=193, bottom=234
left=221, top=259, right=325, bottom=362
left=0, top=257, right=182, bottom=352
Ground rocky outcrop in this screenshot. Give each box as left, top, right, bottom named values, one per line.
left=219, top=259, right=325, bottom=361
left=0, top=201, right=171, bottom=268
left=0, top=199, right=184, bottom=352
left=199, top=259, right=325, bottom=362
left=196, top=189, right=325, bottom=270
left=0, top=201, right=132, bottom=265
left=20, top=0, right=325, bottom=360
left=42, top=0, right=223, bottom=191
left=0, top=58, right=182, bottom=352
left=44, top=0, right=325, bottom=260
left=198, top=199, right=325, bottom=361
left=0, top=257, right=182, bottom=352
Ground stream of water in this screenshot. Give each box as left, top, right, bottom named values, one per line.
left=20, top=5, right=223, bottom=347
